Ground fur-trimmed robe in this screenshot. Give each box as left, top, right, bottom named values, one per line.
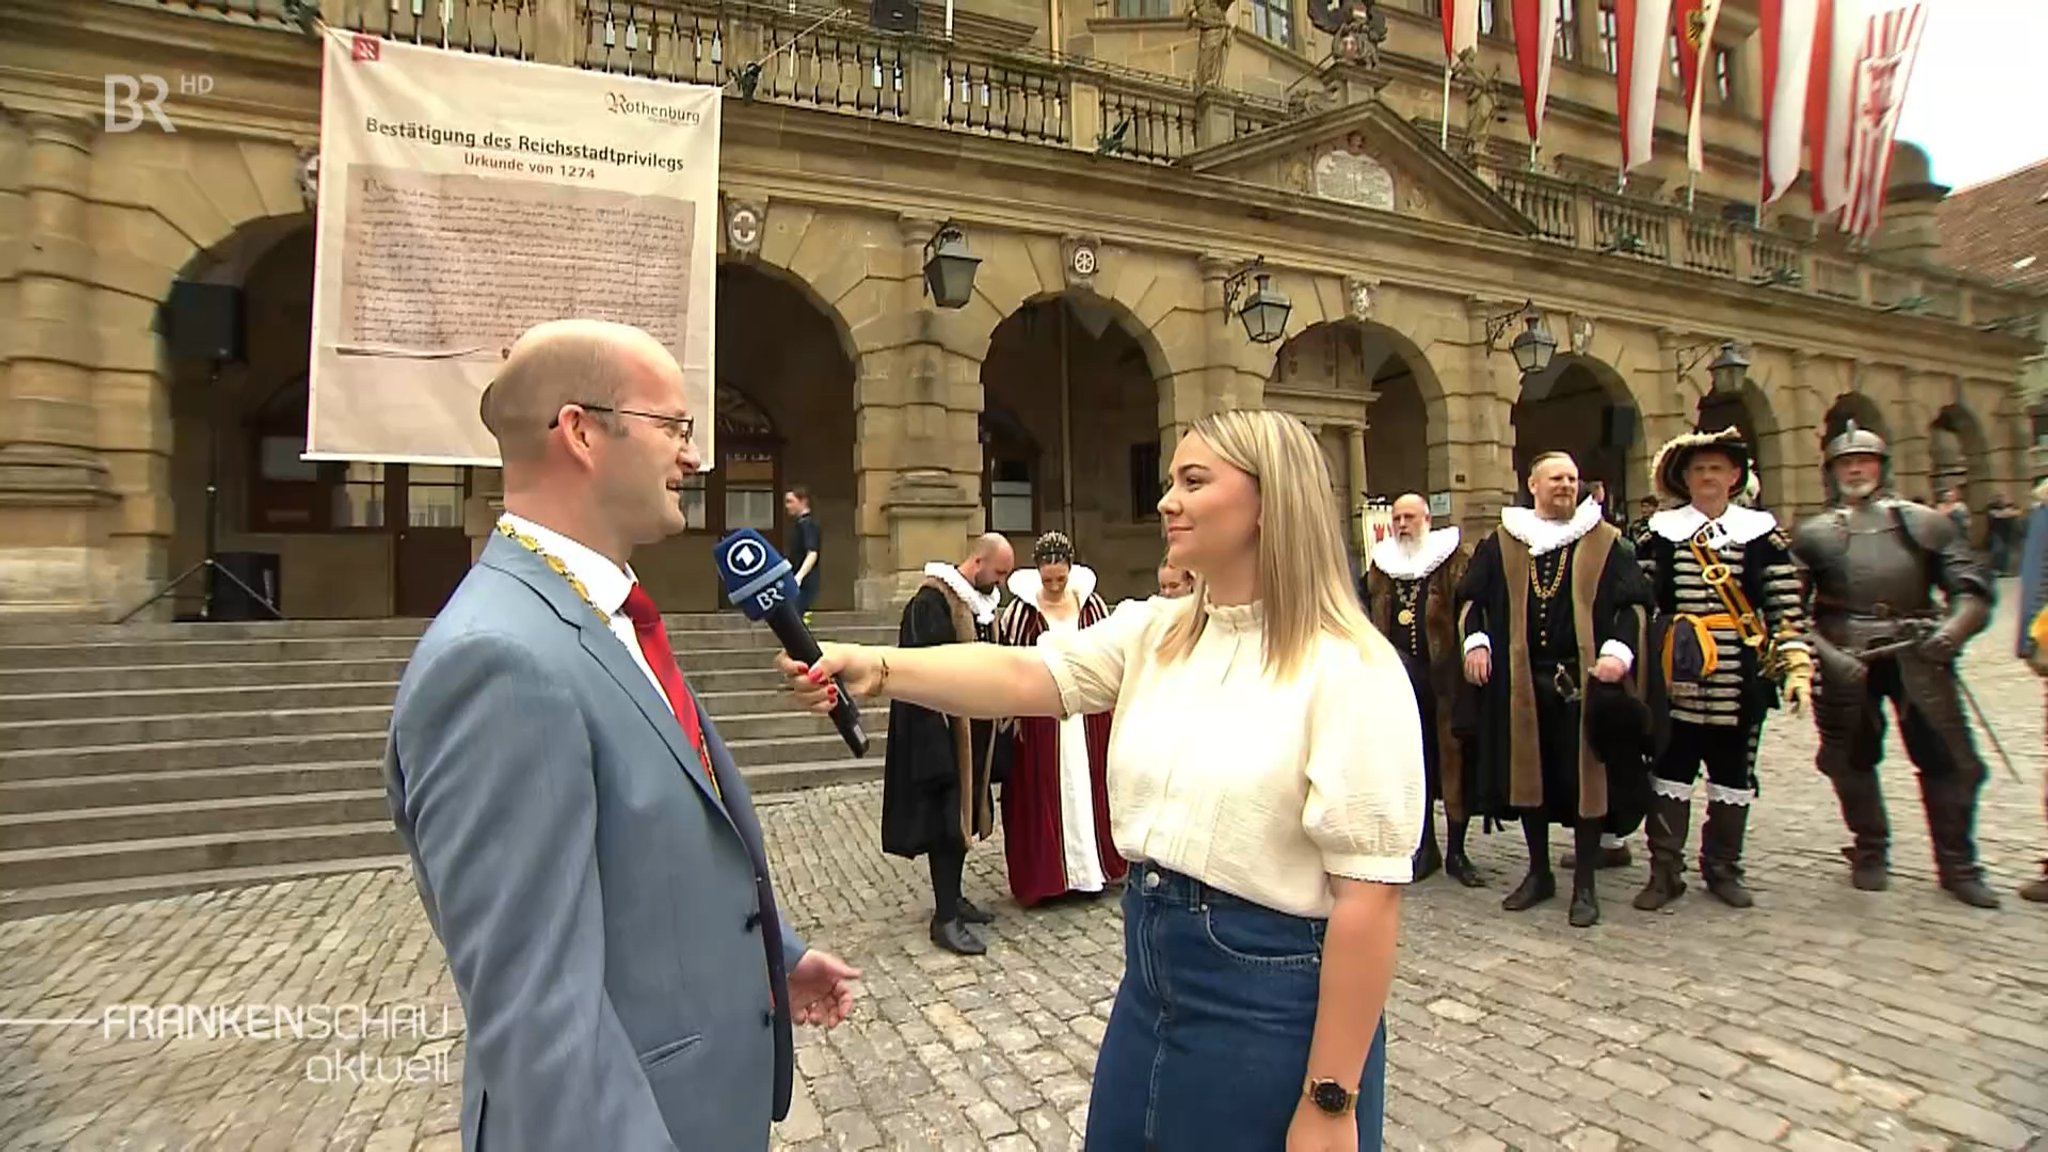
left=992, top=567, right=1125, bottom=906
left=879, top=577, right=997, bottom=858
left=1455, top=502, right=1654, bottom=825
left=1363, top=531, right=1471, bottom=822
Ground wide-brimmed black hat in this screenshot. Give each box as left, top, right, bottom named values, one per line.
left=1585, top=680, right=1652, bottom=835
left=1651, top=426, right=1751, bottom=504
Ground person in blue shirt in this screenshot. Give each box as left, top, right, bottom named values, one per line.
left=783, top=486, right=823, bottom=623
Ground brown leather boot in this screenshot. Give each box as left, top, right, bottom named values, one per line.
left=1826, top=770, right=1890, bottom=891
left=1633, top=791, right=1691, bottom=911
left=2021, top=863, right=2048, bottom=904
left=1919, top=773, right=2000, bottom=910
left=1699, top=798, right=1755, bottom=909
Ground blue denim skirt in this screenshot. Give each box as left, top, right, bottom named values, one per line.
left=1083, top=862, right=1389, bottom=1150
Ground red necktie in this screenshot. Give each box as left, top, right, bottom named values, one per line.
left=621, top=583, right=719, bottom=801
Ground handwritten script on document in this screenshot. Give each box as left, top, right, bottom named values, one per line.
left=337, top=164, right=694, bottom=356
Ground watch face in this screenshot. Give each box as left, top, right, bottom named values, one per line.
left=1310, top=1080, right=1351, bottom=1114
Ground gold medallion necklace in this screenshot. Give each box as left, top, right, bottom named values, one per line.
left=497, top=519, right=609, bottom=625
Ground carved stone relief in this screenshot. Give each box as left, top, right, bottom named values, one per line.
left=1313, top=147, right=1395, bottom=210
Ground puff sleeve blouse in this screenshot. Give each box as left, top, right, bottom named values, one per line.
left=1033, top=594, right=1427, bottom=918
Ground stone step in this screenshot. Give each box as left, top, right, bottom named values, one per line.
left=0, top=789, right=394, bottom=850
left=0, top=660, right=795, bottom=697
left=0, top=855, right=414, bottom=922
left=0, top=757, right=883, bottom=920
left=0, top=822, right=403, bottom=888
left=0, top=704, right=883, bottom=753
left=0, top=708, right=888, bottom=780
left=0, top=681, right=402, bottom=723
left=0, top=610, right=892, bottom=646
left=0, top=624, right=895, bottom=671
left=0, top=761, right=384, bottom=814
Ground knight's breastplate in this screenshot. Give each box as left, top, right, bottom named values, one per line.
left=1812, top=506, right=1932, bottom=617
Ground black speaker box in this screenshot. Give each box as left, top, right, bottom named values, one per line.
left=161, top=280, right=245, bottom=363
left=871, top=0, right=918, bottom=33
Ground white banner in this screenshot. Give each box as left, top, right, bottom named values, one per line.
left=307, top=29, right=720, bottom=465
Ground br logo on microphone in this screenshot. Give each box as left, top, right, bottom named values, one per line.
left=714, top=528, right=798, bottom=622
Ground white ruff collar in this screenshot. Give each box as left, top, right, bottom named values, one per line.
left=924, top=562, right=1000, bottom=624
left=1649, top=504, right=1778, bottom=548
left=1500, top=498, right=1603, bottom=557
left=1371, top=525, right=1460, bottom=580
left=1006, top=564, right=1096, bottom=612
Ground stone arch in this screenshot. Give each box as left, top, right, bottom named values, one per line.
left=1821, top=392, right=1890, bottom=443
left=687, top=260, right=860, bottom=609
left=1696, top=380, right=1786, bottom=511
left=715, top=250, right=865, bottom=386
left=1512, top=354, right=1643, bottom=512
left=979, top=288, right=1167, bottom=598
left=1269, top=319, right=1453, bottom=498
left=1929, top=402, right=1991, bottom=508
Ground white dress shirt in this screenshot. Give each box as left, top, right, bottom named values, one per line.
left=499, top=513, right=676, bottom=717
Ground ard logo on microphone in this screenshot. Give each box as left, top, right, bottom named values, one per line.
left=717, top=531, right=793, bottom=618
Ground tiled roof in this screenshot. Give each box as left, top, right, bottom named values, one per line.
left=1936, top=159, right=2048, bottom=294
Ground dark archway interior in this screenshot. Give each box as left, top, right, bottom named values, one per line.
left=980, top=293, right=1160, bottom=600
left=1512, top=360, right=1638, bottom=513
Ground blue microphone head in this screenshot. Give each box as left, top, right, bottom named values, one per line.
left=714, top=528, right=798, bottom=622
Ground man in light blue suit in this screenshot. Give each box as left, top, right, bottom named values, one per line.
left=385, top=319, right=860, bottom=1151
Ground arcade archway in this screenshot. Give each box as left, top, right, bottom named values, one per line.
left=1929, top=403, right=1990, bottom=504
left=1695, top=380, right=1784, bottom=510
left=1512, top=355, right=1642, bottom=514
left=980, top=291, right=1166, bottom=600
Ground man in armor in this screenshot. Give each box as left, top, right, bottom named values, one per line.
left=1790, top=421, right=2001, bottom=909
left=1632, top=428, right=1812, bottom=912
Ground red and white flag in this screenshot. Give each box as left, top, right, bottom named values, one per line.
left=1842, top=1, right=1927, bottom=236
left=1442, top=0, right=1481, bottom=63
left=1805, top=0, right=1864, bottom=216
left=1672, top=0, right=1723, bottom=172
left=1512, top=0, right=1564, bottom=146
left=1616, top=0, right=1675, bottom=172
left=1758, top=0, right=1821, bottom=205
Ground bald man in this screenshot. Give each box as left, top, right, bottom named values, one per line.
left=882, top=532, right=1015, bottom=955
left=1362, top=494, right=1481, bottom=886
left=385, top=319, right=858, bottom=1152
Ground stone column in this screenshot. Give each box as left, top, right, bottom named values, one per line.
left=0, top=112, right=118, bottom=619
left=1197, top=253, right=1267, bottom=413
left=1458, top=296, right=1520, bottom=533
left=851, top=215, right=984, bottom=610
left=1345, top=423, right=1368, bottom=554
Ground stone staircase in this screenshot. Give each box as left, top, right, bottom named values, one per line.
left=0, top=611, right=895, bottom=920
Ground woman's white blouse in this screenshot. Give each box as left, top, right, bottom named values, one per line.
left=1034, top=594, right=1427, bottom=918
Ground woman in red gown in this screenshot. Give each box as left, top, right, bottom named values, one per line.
left=992, top=532, right=1127, bottom=906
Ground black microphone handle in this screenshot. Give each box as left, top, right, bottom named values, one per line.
left=761, top=603, right=870, bottom=758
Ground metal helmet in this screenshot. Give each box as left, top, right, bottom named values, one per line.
left=1823, top=419, right=1888, bottom=464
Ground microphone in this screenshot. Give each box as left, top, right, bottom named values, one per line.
left=713, top=528, right=869, bottom=758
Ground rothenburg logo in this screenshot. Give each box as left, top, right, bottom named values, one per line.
left=604, top=92, right=702, bottom=126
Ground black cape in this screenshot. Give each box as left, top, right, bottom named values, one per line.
left=879, top=582, right=997, bottom=859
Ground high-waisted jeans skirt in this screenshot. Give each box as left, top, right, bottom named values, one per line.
left=1083, top=862, right=1389, bottom=1150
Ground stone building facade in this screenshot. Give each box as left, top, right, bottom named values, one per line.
left=1, top=0, right=2036, bottom=620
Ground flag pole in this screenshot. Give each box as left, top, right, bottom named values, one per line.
left=1441, top=67, right=1452, bottom=150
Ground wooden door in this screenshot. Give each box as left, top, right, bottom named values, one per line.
left=393, top=464, right=475, bottom=618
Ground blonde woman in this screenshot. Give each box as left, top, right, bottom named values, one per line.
left=776, top=410, right=1425, bottom=1149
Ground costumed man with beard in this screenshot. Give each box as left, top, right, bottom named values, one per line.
left=1791, top=422, right=2002, bottom=909
left=882, top=533, right=1016, bottom=955
left=1630, top=428, right=1812, bottom=912
left=1363, top=493, right=1482, bottom=886
left=992, top=531, right=1126, bottom=907
left=1457, top=452, right=1654, bottom=928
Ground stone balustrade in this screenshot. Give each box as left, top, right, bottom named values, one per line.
left=120, top=0, right=2037, bottom=337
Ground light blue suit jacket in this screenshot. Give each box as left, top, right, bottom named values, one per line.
left=385, top=532, right=807, bottom=1151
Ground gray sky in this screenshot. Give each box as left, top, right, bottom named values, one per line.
left=1895, top=0, right=2048, bottom=190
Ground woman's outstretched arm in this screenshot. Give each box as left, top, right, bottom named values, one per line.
left=777, top=641, right=1064, bottom=721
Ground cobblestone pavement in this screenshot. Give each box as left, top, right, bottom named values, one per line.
left=4, top=591, right=2047, bottom=1151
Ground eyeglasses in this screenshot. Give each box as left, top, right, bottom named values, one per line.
left=550, top=403, right=695, bottom=444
